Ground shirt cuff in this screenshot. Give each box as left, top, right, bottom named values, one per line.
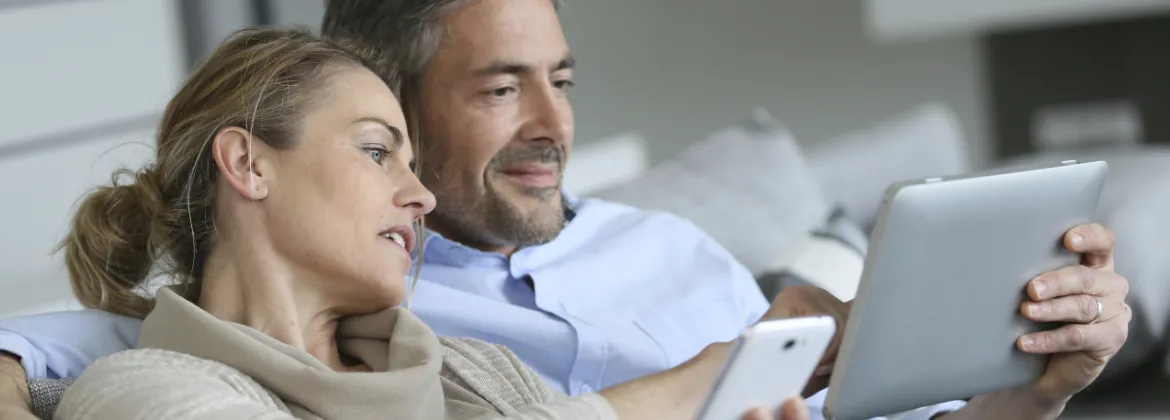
left=887, top=400, right=968, bottom=420
left=0, top=330, right=46, bottom=378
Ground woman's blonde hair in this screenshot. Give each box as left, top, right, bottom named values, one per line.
left=61, top=27, right=423, bottom=319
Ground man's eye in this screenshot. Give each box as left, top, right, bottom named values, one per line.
left=490, top=87, right=514, bottom=97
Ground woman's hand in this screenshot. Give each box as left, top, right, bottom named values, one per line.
left=743, top=397, right=810, bottom=420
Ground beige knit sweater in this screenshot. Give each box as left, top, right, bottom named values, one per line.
left=54, top=288, right=618, bottom=420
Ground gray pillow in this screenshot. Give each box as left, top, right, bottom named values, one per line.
left=594, top=108, right=832, bottom=276
left=803, top=103, right=970, bottom=232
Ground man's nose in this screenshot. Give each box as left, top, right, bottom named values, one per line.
left=519, top=85, right=573, bottom=144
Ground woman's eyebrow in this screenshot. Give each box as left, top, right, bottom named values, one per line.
left=353, top=117, right=404, bottom=150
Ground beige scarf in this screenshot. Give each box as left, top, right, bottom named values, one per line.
left=57, top=288, right=616, bottom=419
left=139, top=287, right=447, bottom=418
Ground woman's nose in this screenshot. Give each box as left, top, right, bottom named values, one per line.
left=396, top=173, right=436, bottom=218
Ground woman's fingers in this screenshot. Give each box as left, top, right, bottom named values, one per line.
left=782, top=397, right=810, bottom=420
left=742, top=407, right=770, bottom=420
left=742, top=397, right=809, bottom=420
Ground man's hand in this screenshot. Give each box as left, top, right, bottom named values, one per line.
left=761, top=284, right=850, bottom=397
left=948, top=223, right=1130, bottom=420
left=1017, top=223, right=1130, bottom=402
left=0, top=352, right=36, bottom=420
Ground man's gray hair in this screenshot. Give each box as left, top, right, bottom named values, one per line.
left=321, top=0, right=563, bottom=93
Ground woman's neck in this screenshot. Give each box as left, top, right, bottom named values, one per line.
left=197, top=240, right=354, bottom=372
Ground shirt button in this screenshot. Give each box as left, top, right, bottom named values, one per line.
left=580, top=384, right=593, bottom=394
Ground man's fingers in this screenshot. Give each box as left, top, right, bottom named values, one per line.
left=1018, top=319, right=1128, bottom=355
left=1028, top=265, right=1124, bottom=300
left=1022, top=294, right=1122, bottom=323
left=1065, top=223, right=1115, bottom=268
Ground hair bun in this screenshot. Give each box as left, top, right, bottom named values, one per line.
left=61, top=166, right=166, bottom=318
left=125, top=167, right=165, bottom=216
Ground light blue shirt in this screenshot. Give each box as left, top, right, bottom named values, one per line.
left=0, top=196, right=962, bottom=419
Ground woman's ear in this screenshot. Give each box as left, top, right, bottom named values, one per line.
left=211, top=126, right=271, bottom=200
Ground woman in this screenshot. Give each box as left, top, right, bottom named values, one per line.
left=52, top=27, right=805, bottom=420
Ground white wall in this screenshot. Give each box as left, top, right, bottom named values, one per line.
left=0, top=0, right=185, bottom=316
left=866, top=0, right=1170, bottom=41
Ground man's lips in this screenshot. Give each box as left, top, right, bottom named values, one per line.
left=499, top=164, right=558, bottom=188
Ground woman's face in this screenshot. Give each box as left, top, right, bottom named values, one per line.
left=261, top=66, right=435, bottom=313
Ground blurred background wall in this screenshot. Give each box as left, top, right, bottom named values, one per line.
left=0, top=0, right=184, bottom=315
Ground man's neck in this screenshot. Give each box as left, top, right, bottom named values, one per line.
left=423, top=214, right=520, bottom=257
left=427, top=227, right=520, bottom=257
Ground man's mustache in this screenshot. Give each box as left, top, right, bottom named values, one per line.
left=489, top=145, right=563, bottom=170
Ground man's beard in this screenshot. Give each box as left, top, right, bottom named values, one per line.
left=428, top=145, right=566, bottom=248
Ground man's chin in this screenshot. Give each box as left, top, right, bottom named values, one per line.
left=506, top=189, right=561, bottom=214
left=490, top=184, right=562, bottom=217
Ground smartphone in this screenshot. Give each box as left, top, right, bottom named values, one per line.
left=695, top=316, right=837, bottom=420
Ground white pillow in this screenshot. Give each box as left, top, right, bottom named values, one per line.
left=593, top=109, right=831, bottom=275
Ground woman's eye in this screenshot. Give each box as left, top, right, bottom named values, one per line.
left=366, top=148, right=385, bottom=164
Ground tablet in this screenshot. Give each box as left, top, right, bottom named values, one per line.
left=697, top=316, right=836, bottom=420
left=824, top=160, right=1108, bottom=420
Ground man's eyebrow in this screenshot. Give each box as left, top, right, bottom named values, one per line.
left=471, top=54, right=576, bottom=77
left=555, top=55, right=575, bottom=72
left=355, top=117, right=404, bottom=149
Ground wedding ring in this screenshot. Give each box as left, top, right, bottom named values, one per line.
left=1091, top=298, right=1104, bottom=323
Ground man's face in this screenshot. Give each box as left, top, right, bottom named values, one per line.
left=416, top=0, right=574, bottom=253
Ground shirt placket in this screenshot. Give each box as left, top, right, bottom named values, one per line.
left=517, top=254, right=608, bottom=396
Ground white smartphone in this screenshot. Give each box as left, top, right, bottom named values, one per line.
left=695, top=316, right=837, bottom=420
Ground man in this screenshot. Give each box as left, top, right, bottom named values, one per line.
left=0, top=0, right=1130, bottom=419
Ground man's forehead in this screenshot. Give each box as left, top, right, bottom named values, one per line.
left=436, top=0, right=568, bottom=68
